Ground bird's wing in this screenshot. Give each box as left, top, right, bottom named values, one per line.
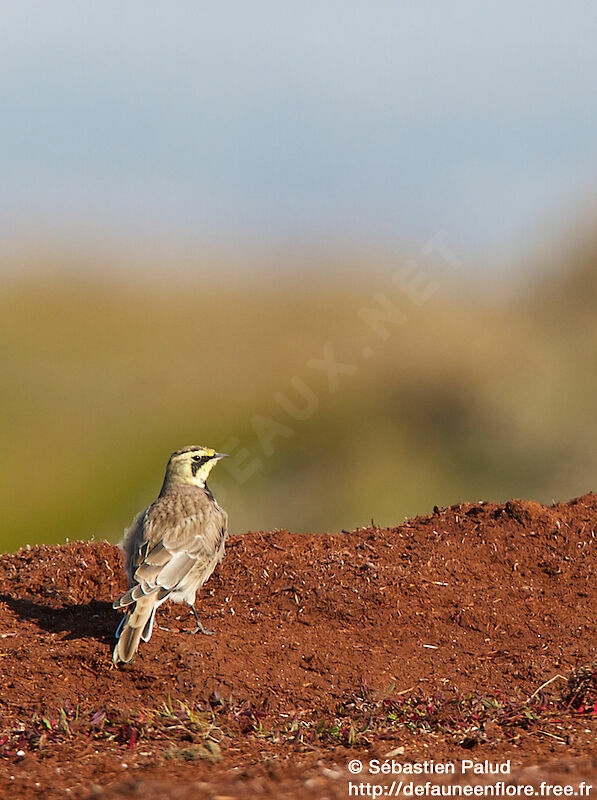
left=113, top=491, right=227, bottom=608
left=119, top=508, right=147, bottom=585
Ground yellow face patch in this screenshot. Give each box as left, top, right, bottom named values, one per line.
left=165, top=447, right=220, bottom=485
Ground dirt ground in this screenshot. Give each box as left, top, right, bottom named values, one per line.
left=0, top=494, right=595, bottom=799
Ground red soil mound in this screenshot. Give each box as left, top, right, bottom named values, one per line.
left=0, top=495, right=596, bottom=798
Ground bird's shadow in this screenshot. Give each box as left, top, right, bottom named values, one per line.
left=0, top=594, right=121, bottom=645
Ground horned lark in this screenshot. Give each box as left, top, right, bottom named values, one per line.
left=112, top=446, right=228, bottom=664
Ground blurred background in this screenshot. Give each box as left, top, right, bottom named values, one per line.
left=2, top=2, right=597, bottom=551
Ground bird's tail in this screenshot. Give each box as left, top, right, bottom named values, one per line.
left=113, top=595, right=157, bottom=664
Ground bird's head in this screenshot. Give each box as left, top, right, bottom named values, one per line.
left=163, top=445, right=227, bottom=489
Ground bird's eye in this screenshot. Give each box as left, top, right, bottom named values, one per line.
left=191, top=454, right=211, bottom=476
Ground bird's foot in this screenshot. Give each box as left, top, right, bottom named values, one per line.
left=188, top=621, right=215, bottom=635
left=187, top=604, right=214, bottom=635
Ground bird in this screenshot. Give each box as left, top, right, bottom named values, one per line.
left=112, top=445, right=228, bottom=664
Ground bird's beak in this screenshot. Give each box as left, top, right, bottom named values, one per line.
left=214, top=452, right=228, bottom=460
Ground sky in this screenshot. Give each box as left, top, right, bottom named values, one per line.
left=1, top=2, right=597, bottom=271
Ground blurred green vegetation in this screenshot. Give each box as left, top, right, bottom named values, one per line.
left=2, top=240, right=597, bottom=552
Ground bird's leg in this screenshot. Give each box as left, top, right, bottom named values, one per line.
left=188, top=603, right=215, bottom=635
